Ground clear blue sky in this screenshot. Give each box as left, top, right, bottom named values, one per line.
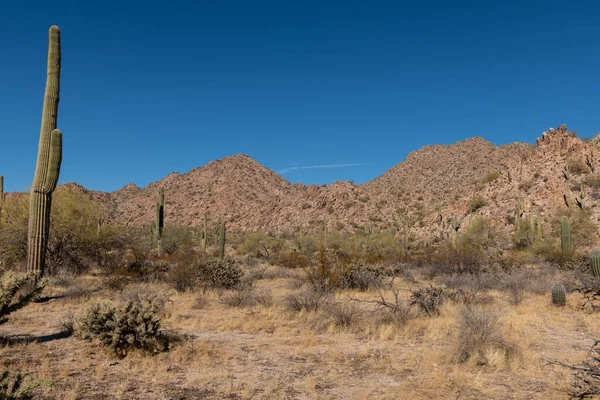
left=2, top=1, right=600, bottom=192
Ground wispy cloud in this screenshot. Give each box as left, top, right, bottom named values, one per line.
left=277, top=163, right=366, bottom=174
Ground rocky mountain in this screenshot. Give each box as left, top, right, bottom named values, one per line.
left=52, top=125, right=600, bottom=242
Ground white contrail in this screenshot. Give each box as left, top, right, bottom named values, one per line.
left=277, top=163, right=366, bottom=174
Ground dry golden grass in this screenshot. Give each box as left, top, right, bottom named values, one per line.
left=0, top=266, right=597, bottom=399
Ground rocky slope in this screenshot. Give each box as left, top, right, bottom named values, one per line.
left=54, top=125, right=600, bottom=242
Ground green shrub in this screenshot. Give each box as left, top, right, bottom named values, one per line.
left=74, top=295, right=168, bottom=357
left=467, top=196, right=487, bottom=214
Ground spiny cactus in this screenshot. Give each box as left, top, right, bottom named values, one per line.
left=152, top=189, right=165, bottom=254
left=26, top=26, right=63, bottom=277
left=561, top=216, right=571, bottom=255
left=551, top=284, right=566, bottom=306
left=218, top=221, right=226, bottom=259
left=591, top=251, right=600, bottom=279
left=515, top=198, right=523, bottom=233
left=563, top=157, right=571, bottom=180
left=201, top=213, right=208, bottom=255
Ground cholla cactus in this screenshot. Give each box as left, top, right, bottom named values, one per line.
left=0, top=272, right=47, bottom=320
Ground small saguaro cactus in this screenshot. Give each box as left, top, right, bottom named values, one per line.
left=218, top=221, right=226, bottom=259
left=27, top=26, right=63, bottom=277
left=201, top=213, right=208, bottom=255
left=561, top=216, right=571, bottom=255
left=591, top=251, right=600, bottom=279
left=150, top=189, right=165, bottom=254
left=551, top=284, right=566, bottom=306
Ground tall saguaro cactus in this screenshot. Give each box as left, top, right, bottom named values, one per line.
left=218, top=221, right=226, bottom=259
left=27, top=26, right=63, bottom=276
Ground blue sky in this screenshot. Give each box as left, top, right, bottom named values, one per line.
left=2, top=1, right=600, bottom=192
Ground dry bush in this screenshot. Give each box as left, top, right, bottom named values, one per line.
left=55, top=311, right=75, bottom=335
left=197, top=258, right=244, bottom=289
left=339, top=262, right=384, bottom=291
left=560, top=340, right=600, bottom=398
left=568, top=159, right=590, bottom=175
left=167, top=261, right=197, bottom=292
left=502, top=274, right=527, bottom=306
left=275, top=251, right=310, bottom=269
left=325, top=301, right=363, bottom=329
left=350, top=277, right=414, bottom=326
left=467, top=196, right=487, bottom=214
left=481, top=171, right=501, bottom=184
left=409, top=286, right=444, bottom=316
left=191, top=294, right=208, bottom=310
left=434, top=217, right=506, bottom=274
left=0, top=195, right=29, bottom=270
left=63, top=282, right=95, bottom=302
left=284, top=291, right=331, bottom=313
left=219, top=287, right=272, bottom=308
left=74, top=294, right=168, bottom=357
left=454, top=306, right=517, bottom=366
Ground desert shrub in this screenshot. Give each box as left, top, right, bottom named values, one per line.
left=435, top=217, right=506, bottom=274
left=167, top=261, right=198, bottom=292
left=74, top=295, right=168, bottom=357
left=160, top=226, right=195, bottom=255
left=46, top=187, right=109, bottom=274
left=0, top=369, right=48, bottom=400
left=197, top=258, right=244, bottom=289
left=275, top=251, right=310, bottom=269
left=481, top=171, right=501, bottom=184
left=62, top=282, right=94, bottom=302
left=568, top=159, right=590, bottom=175
left=557, top=341, right=600, bottom=398
left=467, top=196, right=487, bottom=214
left=583, top=174, right=600, bottom=189
left=409, top=286, right=444, bottom=316
left=0, top=272, right=47, bottom=324
left=339, top=262, right=383, bottom=291
left=0, top=195, right=29, bottom=270
left=55, top=311, right=75, bottom=335
left=284, top=291, right=331, bottom=313
left=325, top=301, right=363, bottom=329
left=502, top=274, right=527, bottom=306
left=454, top=306, right=517, bottom=366
left=191, top=294, right=208, bottom=310
left=518, top=180, right=533, bottom=191
left=238, top=232, right=283, bottom=259
left=220, top=288, right=273, bottom=308
left=303, top=247, right=342, bottom=293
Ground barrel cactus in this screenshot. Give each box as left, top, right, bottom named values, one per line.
left=551, top=284, right=566, bottom=307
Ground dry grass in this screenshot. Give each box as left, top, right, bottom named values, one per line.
left=0, top=266, right=596, bottom=399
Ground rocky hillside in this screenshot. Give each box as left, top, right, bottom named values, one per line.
left=55, top=125, right=600, bottom=242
